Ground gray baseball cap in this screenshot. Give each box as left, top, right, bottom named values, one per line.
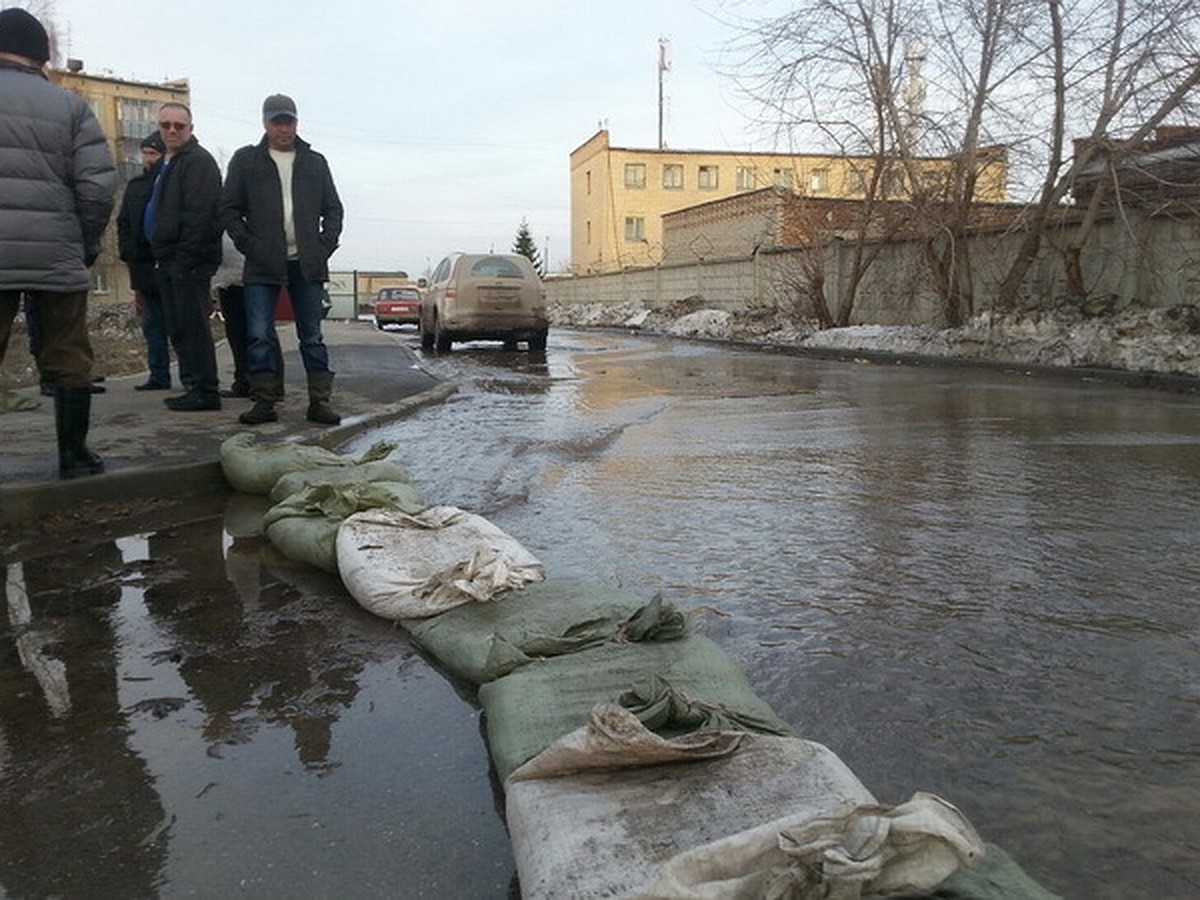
left=262, top=94, right=297, bottom=120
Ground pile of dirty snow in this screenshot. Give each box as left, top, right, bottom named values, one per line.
left=549, top=299, right=1200, bottom=380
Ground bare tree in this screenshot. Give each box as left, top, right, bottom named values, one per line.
left=723, top=0, right=935, bottom=326
left=997, top=0, right=1200, bottom=307
left=722, top=0, right=1200, bottom=322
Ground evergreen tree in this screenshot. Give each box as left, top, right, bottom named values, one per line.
left=512, top=218, right=543, bottom=275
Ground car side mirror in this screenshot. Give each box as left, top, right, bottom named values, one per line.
left=417, top=278, right=428, bottom=289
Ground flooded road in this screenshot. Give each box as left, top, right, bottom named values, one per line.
left=4, top=328, right=1200, bottom=897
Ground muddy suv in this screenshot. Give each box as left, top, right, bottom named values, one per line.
left=419, top=253, right=548, bottom=352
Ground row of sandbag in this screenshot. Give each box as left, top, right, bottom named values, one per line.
left=397, top=580, right=1050, bottom=898
left=220, top=433, right=544, bottom=615
left=218, top=434, right=1054, bottom=899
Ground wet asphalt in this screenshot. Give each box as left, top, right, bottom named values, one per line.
left=0, top=321, right=456, bottom=525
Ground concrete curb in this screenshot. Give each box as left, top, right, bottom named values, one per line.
left=0, top=380, right=460, bottom=527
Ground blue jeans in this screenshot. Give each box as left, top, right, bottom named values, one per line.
left=244, top=261, right=330, bottom=376
left=138, top=287, right=172, bottom=386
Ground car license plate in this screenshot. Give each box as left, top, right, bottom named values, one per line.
left=479, top=287, right=519, bottom=305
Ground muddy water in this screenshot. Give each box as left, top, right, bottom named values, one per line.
left=2, top=507, right=514, bottom=897
left=350, top=332, right=1200, bottom=898
left=3, top=330, right=1199, bottom=898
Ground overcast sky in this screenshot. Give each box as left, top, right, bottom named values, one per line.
left=47, top=0, right=793, bottom=275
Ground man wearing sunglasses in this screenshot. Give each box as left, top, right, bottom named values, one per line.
left=221, top=94, right=344, bottom=426
left=0, top=8, right=115, bottom=478
left=145, top=102, right=223, bottom=411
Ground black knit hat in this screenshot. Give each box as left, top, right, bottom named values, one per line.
left=140, top=132, right=166, bottom=152
left=0, top=8, right=50, bottom=65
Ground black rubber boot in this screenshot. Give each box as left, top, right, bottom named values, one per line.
left=238, top=373, right=278, bottom=425
left=55, top=386, right=104, bottom=479
left=305, top=370, right=341, bottom=425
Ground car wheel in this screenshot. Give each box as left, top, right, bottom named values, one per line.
left=420, top=324, right=434, bottom=350
left=376, top=320, right=385, bottom=331
left=528, top=329, right=548, bottom=352
left=434, top=317, right=452, bottom=353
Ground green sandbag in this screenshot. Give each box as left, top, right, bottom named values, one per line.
left=263, top=480, right=427, bottom=573
left=220, top=433, right=395, bottom=495
left=0, top=389, right=39, bottom=413
left=479, top=634, right=793, bottom=783
left=269, top=459, right=421, bottom=503
left=929, top=843, right=1061, bottom=899
left=402, top=580, right=684, bottom=684
left=264, top=515, right=340, bottom=573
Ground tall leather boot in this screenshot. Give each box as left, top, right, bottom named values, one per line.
left=55, top=386, right=104, bottom=479
left=238, top=373, right=278, bottom=425
left=305, top=370, right=341, bottom=425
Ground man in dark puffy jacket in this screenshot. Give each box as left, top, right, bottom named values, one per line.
left=146, top=101, right=223, bottom=411
left=221, top=93, right=344, bottom=426
left=117, top=131, right=178, bottom=391
left=0, top=8, right=116, bottom=478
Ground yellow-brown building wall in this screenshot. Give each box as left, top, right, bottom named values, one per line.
left=570, top=130, right=1008, bottom=274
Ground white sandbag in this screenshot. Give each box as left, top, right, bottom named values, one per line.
left=633, top=791, right=985, bottom=899
left=268, top=459, right=420, bottom=503
left=337, top=506, right=545, bottom=620
left=505, top=706, right=879, bottom=900
left=219, top=433, right=395, bottom=495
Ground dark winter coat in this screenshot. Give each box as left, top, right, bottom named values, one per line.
left=147, top=136, right=223, bottom=279
left=116, top=169, right=157, bottom=293
left=220, top=135, right=343, bottom=285
left=0, top=59, right=115, bottom=293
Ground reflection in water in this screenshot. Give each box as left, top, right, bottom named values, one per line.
left=128, top=520, right=363, bottom=774
left=1, top=503, right=514, bottom=897
left=0, top=544, right=168, bottom=898
left=5, top=563, right=69, bottom=717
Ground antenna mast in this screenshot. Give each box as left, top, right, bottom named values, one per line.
left=657, top=37, right=670, bottom=150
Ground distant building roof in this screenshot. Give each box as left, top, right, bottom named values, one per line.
left=1073, top=126, right=1200, bottom=206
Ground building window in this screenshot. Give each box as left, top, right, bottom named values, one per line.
left=736, top=166, right=757, bottom=191
left=662, top=163, right=683, bottom=189
left=586, top=171, right=592, bottom=195
left=624, top=216, right=645, bottom=241
left=624, top=163, right=646, bottom=189
left=586, top=220, right=592, bottom=244
left=809, top=169, right=829, bottom=193
left=698, top=165, right=718, bottom=189
left=118, top=97, right=159, bottom=140
left=773, top=167, right=795, bottom=188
